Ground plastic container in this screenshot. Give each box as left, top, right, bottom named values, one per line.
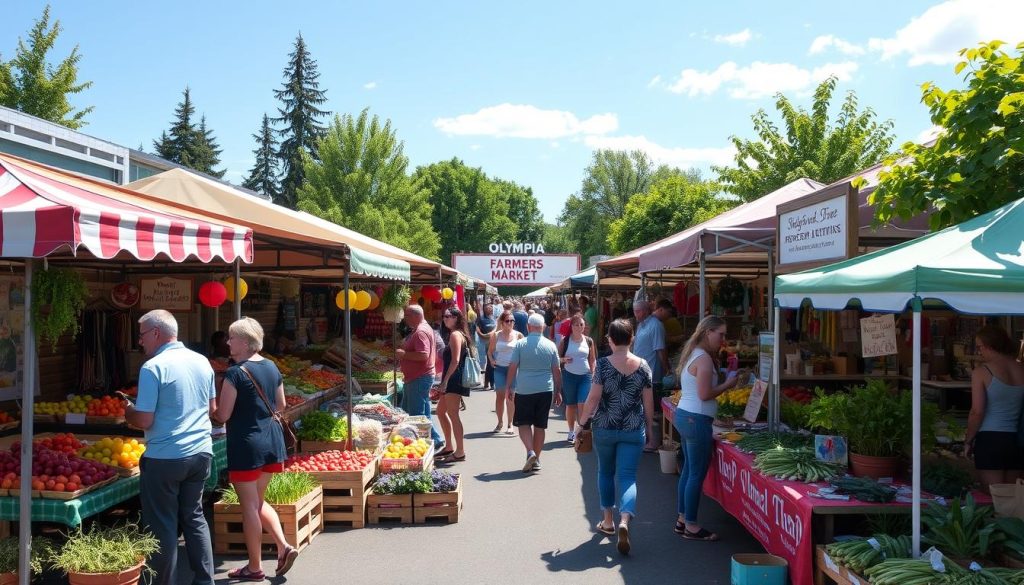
left=659, top=441, right=680, bottom=474
left=730, top=554, right=788, bottom=585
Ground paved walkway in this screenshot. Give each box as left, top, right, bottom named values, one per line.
left=189, top=389, right=764, bottom=584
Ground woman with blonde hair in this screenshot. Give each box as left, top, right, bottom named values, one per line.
left=674, top=315, right=737, bottom=542
left=488, top=310, right=522, bottom=434
left=215, top=317, right=297, bottom=579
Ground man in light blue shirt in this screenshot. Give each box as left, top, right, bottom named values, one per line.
left=124, top=310, right=216, bottom=585
left=633, top=300, right=667, bottom=384
left=506, top=314, right=562, bottom=473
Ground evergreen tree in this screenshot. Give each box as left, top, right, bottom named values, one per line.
left=190, top=115, right=225, bottom=178
left=151, top=88, right=224, bottom=177
left=0, top=5, right=93, bottom=129
left=273, top=33, right=329, bottom=210
left=242, top=114, right=280, bottom=199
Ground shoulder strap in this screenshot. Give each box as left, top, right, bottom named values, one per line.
left=560, top=335, right=570, bottom=357
left=239, top=364, right=276, bottom=416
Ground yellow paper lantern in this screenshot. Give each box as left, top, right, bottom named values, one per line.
left=223, top=277, right=248, bottom=301
left=354, top=290, right=371, bottom=311
left=335, top=289, right=358, bottom=309
left=367, top=290, right=380, bottom=310
left=442, top=287, right=454, bottom=300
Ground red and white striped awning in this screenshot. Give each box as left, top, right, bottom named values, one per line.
left=0, top=154, right=253, bottom=263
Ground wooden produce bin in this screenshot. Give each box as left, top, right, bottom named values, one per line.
left=412, top=475, right=462, bottom=524
left=815, top=545, right=868, bottom=585
left=306, top=457, right=378, bottom=528
left=366, top=492, right=413, bottom=525
left=300, top=440, right=348, bottom=453
left=214, top=486, right=323, bottom=554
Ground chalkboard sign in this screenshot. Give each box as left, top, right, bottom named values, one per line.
left=860, top=314, right=897, bottom=358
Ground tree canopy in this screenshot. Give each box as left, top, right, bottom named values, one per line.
left=714, top=76, right=895, bottom=202
left=242, top=113, right=280, bottom=200
left=607, top=171, right=734, bottom=254
left=496, top=179, right=545, bottom=244
left=297, top=109, right=440, bottom=261
left=871, top=41, right=1024, bottom=230
left=0, top=5, right=92, bottom=129
left=152, top=88, right=224, bottom=177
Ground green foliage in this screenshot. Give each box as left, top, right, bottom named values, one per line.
left=0, top=536, right=55, bottom=574
left=274, top=33, right=329, bottom=210
left=222, top=472, right=320, bottom=505
left=413, top=158, right=517, bottom=262
left=52, top=522, right=159, bottom=574
left=32, top=267, right=88, bottom=351
left=152, top=88, right=224, bottom=177
left=242, top=113, right=280, bottom=200
left=541, top=222, right=575, bottom=254
left=0, top=5, right=93, bottom=129
left=373, top=471, right=434, bottom=495
left=298, top=109, right=440, bottom=260
left=922, top=494, right=1001, bottom=560
left=497, top=179, right=545, bottom=244
left=871, top=40, right=1024, bottom=230
left=607, top=171, right=734, bottom=254
left=715, top=76, right=894, bottom=202
left=381, top=285, right=411, bottom=310
left=558, top=150, right=671, bottom=260
left=921, top=461, right=974, bottom=498
left=296, top=410, right=349, bottom=442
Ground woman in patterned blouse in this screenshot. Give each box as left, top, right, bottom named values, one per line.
left=578, top=318, right=654, bottom=555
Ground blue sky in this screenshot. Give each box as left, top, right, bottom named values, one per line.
left=2, top=1, right=1021, bottom=223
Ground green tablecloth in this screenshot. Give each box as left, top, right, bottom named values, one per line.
left=0, top=438, right=226, bottom=527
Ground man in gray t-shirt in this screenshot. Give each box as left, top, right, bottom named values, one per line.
left=506, top=313, right=563, bottom=473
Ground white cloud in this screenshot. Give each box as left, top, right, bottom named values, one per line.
left=363, top=81, right=377, bottom=90
left=714, top=28, right=753, bottom=47
left=663, top=60, right=858, bottom=99
left=469, top=144, right=482, bottom=151
left=433, top=104, right=618, bottom=139
left=868, top=0, right=1024, bottom=66
left=647, top=74, right=662, bottom=88
left=809, top=35, right=865, bottom=56
left=583, top=134, right=735, bottom=169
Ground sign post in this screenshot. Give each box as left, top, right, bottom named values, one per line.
left=775, top=182, right=857, bottom=273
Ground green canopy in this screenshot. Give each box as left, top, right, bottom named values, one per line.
left=775, top=197, right=1024, bottom=314
left=349, top=247, right=411, bottom=281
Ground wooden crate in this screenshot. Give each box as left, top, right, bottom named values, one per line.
left=366, top=491, right=413, bottom=525
left=300, top=440, right=348, bottom=453
left=309, top=458, right=378, bottom=528
left=412, top=475, right=462, bottom=524
left=213, top=486, right=323, bottom=555
left=815, top=545, right=869, bottom=585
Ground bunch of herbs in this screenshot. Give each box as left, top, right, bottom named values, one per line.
left=374, top=471, right=433, bottom=495
left=0, top=536, right=55, bottom=574
left=51, top=522, right=158, bottom=574
left=222, top=472, right=319, bottom=505
left=296, top=410, right=349, bottom=442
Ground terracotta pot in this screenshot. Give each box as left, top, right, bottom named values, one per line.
left=849, top=452, right=900, bottom=479
left=67, top=559, right=144, bottom=585
left=0, top=573, right=17, bottom=585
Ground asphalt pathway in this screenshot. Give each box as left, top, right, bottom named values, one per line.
left=186, top=389, right=764, bottom=585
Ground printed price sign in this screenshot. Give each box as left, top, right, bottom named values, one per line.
left=743, top=378, right=767, bottom=422
left=860, top=314, right=897, bottom=358
left=140, top=277, right=193, bottom=312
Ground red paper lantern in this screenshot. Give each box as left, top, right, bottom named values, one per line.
left=420, top=286, right=442, bottom=302
left=198, top=281, right=227, bottom=307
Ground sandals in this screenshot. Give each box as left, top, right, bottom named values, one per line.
left=617, top=523, right=631, bottom=555
left=437, top=453, right=466, bottom=463
left=434, top=449, right=455, bottom=459
left=227, top=566, right=265, bottom=581
left=595, top=522, right=615, bottom=536
left=492, top=424, right=503, bottom=433
left=673, top=520, right=687, bottom=535
left=682, top=527, right=720, bottom=541
left=276, top=546, right=299, bottom=577
left=460, top=398, right=467, bottom=411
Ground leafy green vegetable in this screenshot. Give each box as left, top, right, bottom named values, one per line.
left=222, top=472, right=320, bottom=505
left=922, top=461, right=974, bottom=498
left=51, top=522, right=159, bottom=574
left=296, top=410, right=349, bottom=441
left=922, top=494, right=1002, bottom=559
left=0, top=536, right=55, bottom=574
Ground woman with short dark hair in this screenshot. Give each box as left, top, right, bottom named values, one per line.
left=436, top=307, right=473, bottom=463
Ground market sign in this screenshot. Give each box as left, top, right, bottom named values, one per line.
left=860, top=313, right=897, bottom=358
left=775, top=182, right=857, bottom=273
left=452, top=253, right=580, bottom=287
left=139, top=277, right=194, bottom=312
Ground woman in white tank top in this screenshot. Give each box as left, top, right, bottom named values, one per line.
left=673, top=316, right=736, bottom=542
left=488, top=311, right=522, bottom=434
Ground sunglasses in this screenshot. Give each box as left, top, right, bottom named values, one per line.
left=503, top=319, right=515, bottom=323
left=444, top=313, right=456, bottom=318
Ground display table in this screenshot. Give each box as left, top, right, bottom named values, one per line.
left=703, top=440, right=989, bottom=585
left=0, top=438, right=226, bottom=528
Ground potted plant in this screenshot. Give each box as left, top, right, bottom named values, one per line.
left=807, top=379, right=935, bottom=479
left=51, top=522, right=158, bottom=585
left=31, top=267, right=89, bottom=351
left=380, top=285, right=410, bottom=323
left=0, top=536, right=55, bottom=584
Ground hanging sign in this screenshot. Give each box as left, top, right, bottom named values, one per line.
left=139, top=277, right=194, bottom=312
left=860, top=314, right=897, bottom=358
left=776, top=182, right=857, bottom=273
left=743, top=378, right=768, bottom=422
left=452, top=253, right=580, bottom=286
left=758, top=332, right=774, bottom=382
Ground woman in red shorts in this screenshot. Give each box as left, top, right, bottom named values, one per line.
left=215, top=317, right=297, bottom=580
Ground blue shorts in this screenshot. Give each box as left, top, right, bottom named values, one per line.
left=562, top=369, right=592, bottom=404
left=493, top=364, right=516, bottom=391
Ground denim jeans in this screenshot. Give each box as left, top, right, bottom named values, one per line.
left=676, top=409, right=714, bottom=522
left=593, top=427, right=645, bottom=517
left=475, top=337, right=489, bottom=371
left=140, top=453, right=214, bottom=585
left=402, top=374, right=442, bottom=443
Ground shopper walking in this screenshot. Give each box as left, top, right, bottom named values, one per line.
left=124, top=310, right=215, bottom=585
left=578, top=318, right=654, bottom=555
left=632, top=300, right=667, bottom=451
left=397, top=305, right=444, bottom=449
left=675, top=316, right=737, bottom=541
left=506, top=314, right=562, bottom=473
left=437, top=307, right=472, bottom=463
left=489, top=310, right=523, bottom=433
left=512, top=301, right=530, bottom=336
left=215, top=317, right=297, bottom=580
left=581, top=295, right=598, bottom=336
left=475, top=302, right=497, bottom=389
left=552, top=308, right=569, bottom=347
left=559, top=313, right=596, bottom=443
left=965, top=325, right=1024, bottom=489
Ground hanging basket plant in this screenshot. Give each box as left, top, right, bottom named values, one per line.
left=32, top=268, right=90, bottom=351
left=380, top=285, right=411, bottom=323
left=716, top=276, right=745, bottom=309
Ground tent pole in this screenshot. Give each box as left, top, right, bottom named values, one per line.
left=594, top=269, right=602, bottom=338
left=18, top=260, right=35, bottom=585
left=771, top=305, right=780, bottom=432
left=767, top=246, right=775, bottom=330
left=233, top=259, right=241, bottom=321
left=699, top=250, right=706, bottom=317
left=345, top=272, right=353, bottom=450
left=912, top=301, right=922, bottom=557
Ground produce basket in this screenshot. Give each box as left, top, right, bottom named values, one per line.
left=84, top=415, right=126, bottom=426
left=39, top=475, right=118, bottom=500
left=380, top=440, right=434, bottom=473
left=0, top=420, right=18, bottom=432
left=403, top=416, right=434, bottom=439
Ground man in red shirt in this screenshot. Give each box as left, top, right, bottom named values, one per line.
left=396, top=305, right=443, bottom=447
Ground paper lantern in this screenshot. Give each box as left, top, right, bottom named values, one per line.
left=336, top=289, right=358, bottom=310
left=441, top=287, right=454, bottom=300
left=198, top=282, right=227, bottom=308
left=223, top=277, right=248, bottom=301
left=367, top=290, right=380, bottom=310
left=281, top=278, right=301, bottom=299
left=354, top=290, right=371, bottom=311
